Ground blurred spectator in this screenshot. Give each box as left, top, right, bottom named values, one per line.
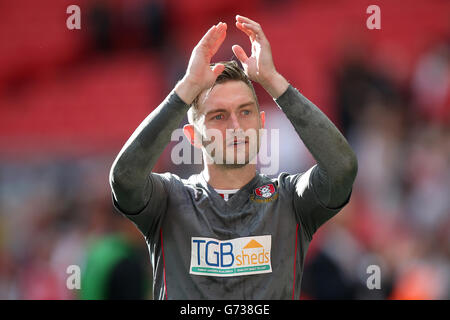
left=87, top=1, right=113, bottom=52
left=334, top=49, right=403, bottom=135
left=86, top=0, right=169, bottom=53
left=411, top=42, right=450, bottom=124
left=80, top=216, right=151, bottom=300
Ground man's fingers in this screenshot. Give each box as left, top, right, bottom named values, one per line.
left=241, top=22, right=266, bottom=41
left=235, top=15, right=266, bottom=43
left=236, top=15, right=260, bottom=26
left=198, top=22, right=226, bottom=50
left=199, top=25, right=217, bottom=45
left=236, top=22, right=255, bottom=41
left=232, top=45, right=249, bottom=63
left=212, top=63, right=225, bottom=77
left=209, top=23, right=227, bottom=56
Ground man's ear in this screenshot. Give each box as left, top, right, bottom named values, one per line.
left=183, top=124, right=202, bottom=148
left=260, top=111, right=265, bottom=129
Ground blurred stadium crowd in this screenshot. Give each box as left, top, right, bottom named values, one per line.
left=0, top=0, right=449, bottom=299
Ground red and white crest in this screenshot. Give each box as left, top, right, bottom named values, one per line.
left=255, top=184, right=275, bottom=198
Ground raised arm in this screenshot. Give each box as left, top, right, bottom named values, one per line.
left=232, top=15, right=357, bottom=208
left=109, top=22, right=228, bottom=214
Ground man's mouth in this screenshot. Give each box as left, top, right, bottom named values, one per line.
left=228, top=138, right=248, bottom=147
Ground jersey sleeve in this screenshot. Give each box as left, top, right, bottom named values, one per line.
left=111, top=172, right=176, bottom=240
left=280, top=166, right=352, bottom=241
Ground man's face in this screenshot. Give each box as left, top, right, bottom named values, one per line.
left=193, top=80, right=264, bottom=167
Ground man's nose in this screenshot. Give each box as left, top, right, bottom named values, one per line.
left=228, top=113, right=241, bottom=131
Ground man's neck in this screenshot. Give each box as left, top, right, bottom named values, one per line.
left=202, top=163, right=256, bottom=190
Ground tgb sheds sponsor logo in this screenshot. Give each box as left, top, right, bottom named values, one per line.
left=190, top=235, right=272, bottom=277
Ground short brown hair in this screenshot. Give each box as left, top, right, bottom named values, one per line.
left=187, top=60, right=259, bottom=124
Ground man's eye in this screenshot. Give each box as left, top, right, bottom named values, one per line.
left=213, top=114, right=223, bottom=120
left=242, top=110, right=251, bottom=116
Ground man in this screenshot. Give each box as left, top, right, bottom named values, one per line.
left=109, top=15, right=358, bottom=299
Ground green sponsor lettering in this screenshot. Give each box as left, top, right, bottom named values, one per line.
left=191, top=265, right=270, bottom=274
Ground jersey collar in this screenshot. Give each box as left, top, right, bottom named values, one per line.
left=196, top=170, right=263, bottom=210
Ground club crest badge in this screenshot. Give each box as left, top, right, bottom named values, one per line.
left=250, top=183, right=278, bottom=203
